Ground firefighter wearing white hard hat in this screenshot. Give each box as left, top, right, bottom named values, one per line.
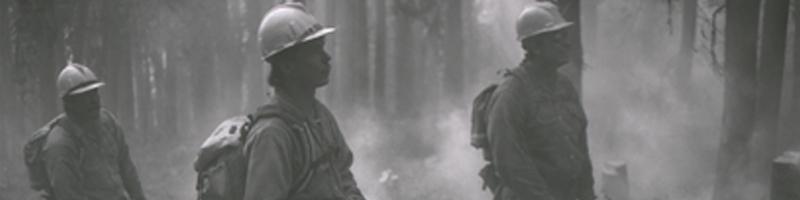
left=57, top=63, right=105, bottom=98
left=257, top=1, right=335, bottom=60
left=515, top=1, right=573, bottom=41
left=242, top=2, right=366, bottom=200
left=27, top=63, right=147, bottom=200
left=480, top=1, right=595, bottom=200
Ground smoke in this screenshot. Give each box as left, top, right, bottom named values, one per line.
left=581, top=0, right=727, bottom=199
left=340, top=107, right=491, bottom=200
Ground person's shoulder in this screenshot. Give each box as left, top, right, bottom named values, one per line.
left=493, top=70, right=529, bottom=101
left=248, top=116, right=294, bottom=142
left=556, top=73, right=576, bottom=87
left=495, top=73, right=521, bottom=93
left=314, top=101, right=338, bottom=121
left=43, top=123, right=78, bottom=152
left=99, top=108, right=121, bottom=126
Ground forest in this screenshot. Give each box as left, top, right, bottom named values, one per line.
left=1, top=0, right=799, bottom=199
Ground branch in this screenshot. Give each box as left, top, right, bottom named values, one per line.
left=709, top=4, right=725, bottom=75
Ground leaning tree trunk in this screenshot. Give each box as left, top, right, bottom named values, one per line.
left=756, top=0, right=790, bottom=160
left=789, top=0, right=800, bottom=151
left=713, top=0, right=762, bottom=199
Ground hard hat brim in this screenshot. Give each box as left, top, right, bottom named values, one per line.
left=67, top=82, right=105, bottom=96
left=518, top=22, right=573, bottom=41
left=264, top=27, right=335, bottom=59
left=301, top=27, right=335, bottom=43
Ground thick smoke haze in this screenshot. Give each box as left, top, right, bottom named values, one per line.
left=1, top=0, right=794, bottom=200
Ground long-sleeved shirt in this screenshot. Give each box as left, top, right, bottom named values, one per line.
left=243, top=94, right=364, bottom=200
left=42, top=109, right=147, bottom=200
left=487, top=60, right=594, bottom=200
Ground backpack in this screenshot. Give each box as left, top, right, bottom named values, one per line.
left=23, top=114, right=82, bottom=196
left=471, top=68, right=517, bottom=156
left=471, top=84, right=498, bottom=152
left=194, top=109, right=313, bottom=200
left=470, top=69, right=521, bottom=193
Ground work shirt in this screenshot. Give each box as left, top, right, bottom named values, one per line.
left=487, top=59, right=595, bottom=200
left=42, top=109, right=147, bottom=200
left=243, top=93, right=364, bottom=200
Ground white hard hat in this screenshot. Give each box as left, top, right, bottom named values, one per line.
left=57, top=63, right=104, bottom=98
left=516, top=1, right=573, bottom=41
left=258, top=2, right=335, bottom=60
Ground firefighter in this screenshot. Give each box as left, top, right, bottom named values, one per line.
left=486, top=2, right=595, bottom=200
left=39, top=63, right=147, bottom=200
left=242, top=2, right=365, bottom=200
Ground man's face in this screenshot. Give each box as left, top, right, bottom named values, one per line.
left=537, top=29, right=571, bottom=65
left=289, top=38, right=332, bottom=88
left=63, top=89, right=102, bottom=121
left=523, top=28, right=572, bottom=67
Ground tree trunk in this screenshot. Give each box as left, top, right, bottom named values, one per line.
left=9, top=1, right=59, bottom=196
left=392, top=0, right=417, bottom=118
left=713, top=0, right=762, bottom=199
left=334, top=0, right=369, bottom=114
left=373, top=0, right=388, bottom=113
left=12, top=0, right=59, bottom=133
left=443, top=0, right=464, bottom=103
left=790, top=0, right=800, bottom=151
left=581, top=0, right=598, bottom=54
left=0, top=0, right=10, bottom=190
left=554, top=0, right=583, bottom=95
left=757, top=0, right=790, bottom=159
left=105, top=0, right=136, bottom=133
left=676, top=0, right=697, bottom=93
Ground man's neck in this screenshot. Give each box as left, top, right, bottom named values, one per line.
left=64, top=113, right=100, bottom=133
left=522, top=56, right=560, bottom=81
left=275, top=86, right=316, bottom=117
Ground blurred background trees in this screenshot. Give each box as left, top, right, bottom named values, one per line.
left=1, top=0, right=799, bottom=199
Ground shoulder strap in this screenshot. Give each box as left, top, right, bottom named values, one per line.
left=245, top=109, right=315, bottom=195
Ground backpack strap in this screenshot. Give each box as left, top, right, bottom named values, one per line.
left=245, top=108, right=317, bottom=196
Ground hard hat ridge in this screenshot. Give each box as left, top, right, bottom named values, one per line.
left=57, top=63, right=105, bottom=98
left=258, top=2, right=335, bottom=60
left=515, top=1, right=573, bottom=41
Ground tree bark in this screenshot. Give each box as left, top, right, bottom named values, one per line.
left=334, top=0, right=369, bottom=114
left=713, top=0, right=762, bottom=199
left=757, top=0, right=790, bottom=158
